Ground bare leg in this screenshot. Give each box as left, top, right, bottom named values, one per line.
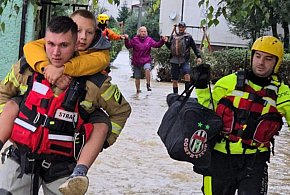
left=135, top=78, right=141, bottom=93
left=184, top=73, right=191, bottom=82
left=172, top=80, right=178, bottom=88
left=184, top=73, right=191, bottom=91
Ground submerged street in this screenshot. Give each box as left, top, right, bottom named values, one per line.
left=0, top=49, right=289, bottom=195
left=86, top=49, right=290, bottom=195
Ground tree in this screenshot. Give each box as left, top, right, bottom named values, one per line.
left=226, top=1, right=271, bottom=41
left=143, top=10, right=160, bottom=40
left=0, top=0, right=121, bottom=32
left=124, top=0, right=160, bottom=39
left=198, top=0, right=290, bottom=51
left=117, top=1, right=130, bottom=24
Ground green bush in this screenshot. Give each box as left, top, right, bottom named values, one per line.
left=208, top=49, right=290, bottom=84
left=151, top=45, right=171, bottom=81
left=207, top=49, right=250, bottom=83
left=152, top=47, right=290, bottom=84
left=151, top=45, right=203, bottom=82
left=109, top=28, right=124, bottom=62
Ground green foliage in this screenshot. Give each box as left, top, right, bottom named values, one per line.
left=143, top=12, right=160, bottom=40
left=152, top=47, right=290, bottom=84
left=198, top=0, right=290, bottom=46
left=0, top=0, right=121, bottom=32
left=151, top=45, right=205, bottom=82
left=151, top=45, right=171, bottom=81
left=208, top=49, right=250, bottom=83
left=108, top=16, right=118, bottom=28
left=0, top=22, right=5, bottom=32
left=0, top=0, right=22, bottom=32
left=106, top=0, right=120, bottom=5
left=208, top=49, right=290, bottom=84
left=109, top=27, right=123, bottom=62
left=124, top=13, right=138, bottom=38
left=279, top=54, right=290, bottom=85
left=124, top=1, right=160, bottom=40
left=117, top=2, right=130, bottom=23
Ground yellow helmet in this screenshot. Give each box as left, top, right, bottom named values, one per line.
left=251, top=36, right=284, bottom=73
left=97, top=14, right=109, bottom=24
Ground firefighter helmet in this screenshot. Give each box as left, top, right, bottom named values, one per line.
left=97, top=14, right=110, bottom=25
left=251, top=36, right=284, bottom=73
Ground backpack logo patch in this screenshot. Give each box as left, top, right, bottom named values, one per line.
left=184, top=129, right=208, bottom=158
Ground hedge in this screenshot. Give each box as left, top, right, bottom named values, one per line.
left=152, top=47, right=290, bottom=85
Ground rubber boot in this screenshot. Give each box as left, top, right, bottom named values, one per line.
left=185, top=82, right=191, bottom=91
left=173, top=87, right=178, bottom=94
left=0, top=140, right=4, bottom=151
left=146, top=83, right=152, bottom=91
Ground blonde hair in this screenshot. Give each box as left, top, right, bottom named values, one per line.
left=137, top=26, right=148, bottom=36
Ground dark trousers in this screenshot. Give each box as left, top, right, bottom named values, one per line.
left=203, top=150, right=269, bottom=195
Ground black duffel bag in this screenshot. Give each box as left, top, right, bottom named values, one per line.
left=157, top=93, right=223, bottom=174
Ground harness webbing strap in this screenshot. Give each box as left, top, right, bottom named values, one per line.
left=32, top=161, right=41, bottom=195
left=19, top=105, right=76, bottom=134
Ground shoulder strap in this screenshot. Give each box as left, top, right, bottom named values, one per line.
left=235, top=70, right=246, bottom=90
left=19, top=57, right=30, bottom=74
left=87, top=73, right=108, bottom=88
left=61, top=77, right=87, bottom=111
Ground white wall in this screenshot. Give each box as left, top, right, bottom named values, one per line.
left=159, top=0, right=249, bottom=48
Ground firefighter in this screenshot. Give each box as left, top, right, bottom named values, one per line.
left=195, top=36, right=290, bottom=195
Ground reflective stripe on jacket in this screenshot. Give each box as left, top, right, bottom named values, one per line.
left=11, top=73, right=90, bottom=157
left=196, top=73, right=290, bottom=154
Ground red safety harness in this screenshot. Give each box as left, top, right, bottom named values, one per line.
left=216, top=72, right=283, bottom=149
left=11, top=72, right=92, bottom=157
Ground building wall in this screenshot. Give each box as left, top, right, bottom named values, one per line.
left=159, top=0, right=249, bottom=48
left=0, top=0, right=35, bottom=80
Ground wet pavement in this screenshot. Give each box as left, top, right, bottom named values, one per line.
left=1, top=49, right=289, bottom=194
left=86, top=49, right=290, bottom=195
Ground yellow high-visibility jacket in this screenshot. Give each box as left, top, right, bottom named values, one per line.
left=196, top=72, right=290, bottom=154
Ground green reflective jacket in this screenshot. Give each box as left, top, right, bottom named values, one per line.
left=196, top=73, right=290, bottom=154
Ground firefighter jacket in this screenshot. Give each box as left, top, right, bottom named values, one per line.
left=196, top=72, right=290, bottom=154
left=102, top=28, right=122, bottom=41
left=0, top=59, right=132, bottom=147
left=23, top=28, right=111, bottom=76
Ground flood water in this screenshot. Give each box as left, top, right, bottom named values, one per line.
left=86, top=49, right=290, bottom=195
left=1, top=49, right=289, bottom=194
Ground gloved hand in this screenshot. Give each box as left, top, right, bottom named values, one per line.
left=103, top=133, right=119, bottom=149
left=191, top=63, right=211, bottom=89
left=70, top=164, right=88, bottom=177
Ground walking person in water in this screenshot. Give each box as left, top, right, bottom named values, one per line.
left=124, top=26, right=166, bottom=93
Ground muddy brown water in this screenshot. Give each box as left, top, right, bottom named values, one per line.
left=86, top=50, right=290, bottom=195
left=1, top=49, right=289, bottom=194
